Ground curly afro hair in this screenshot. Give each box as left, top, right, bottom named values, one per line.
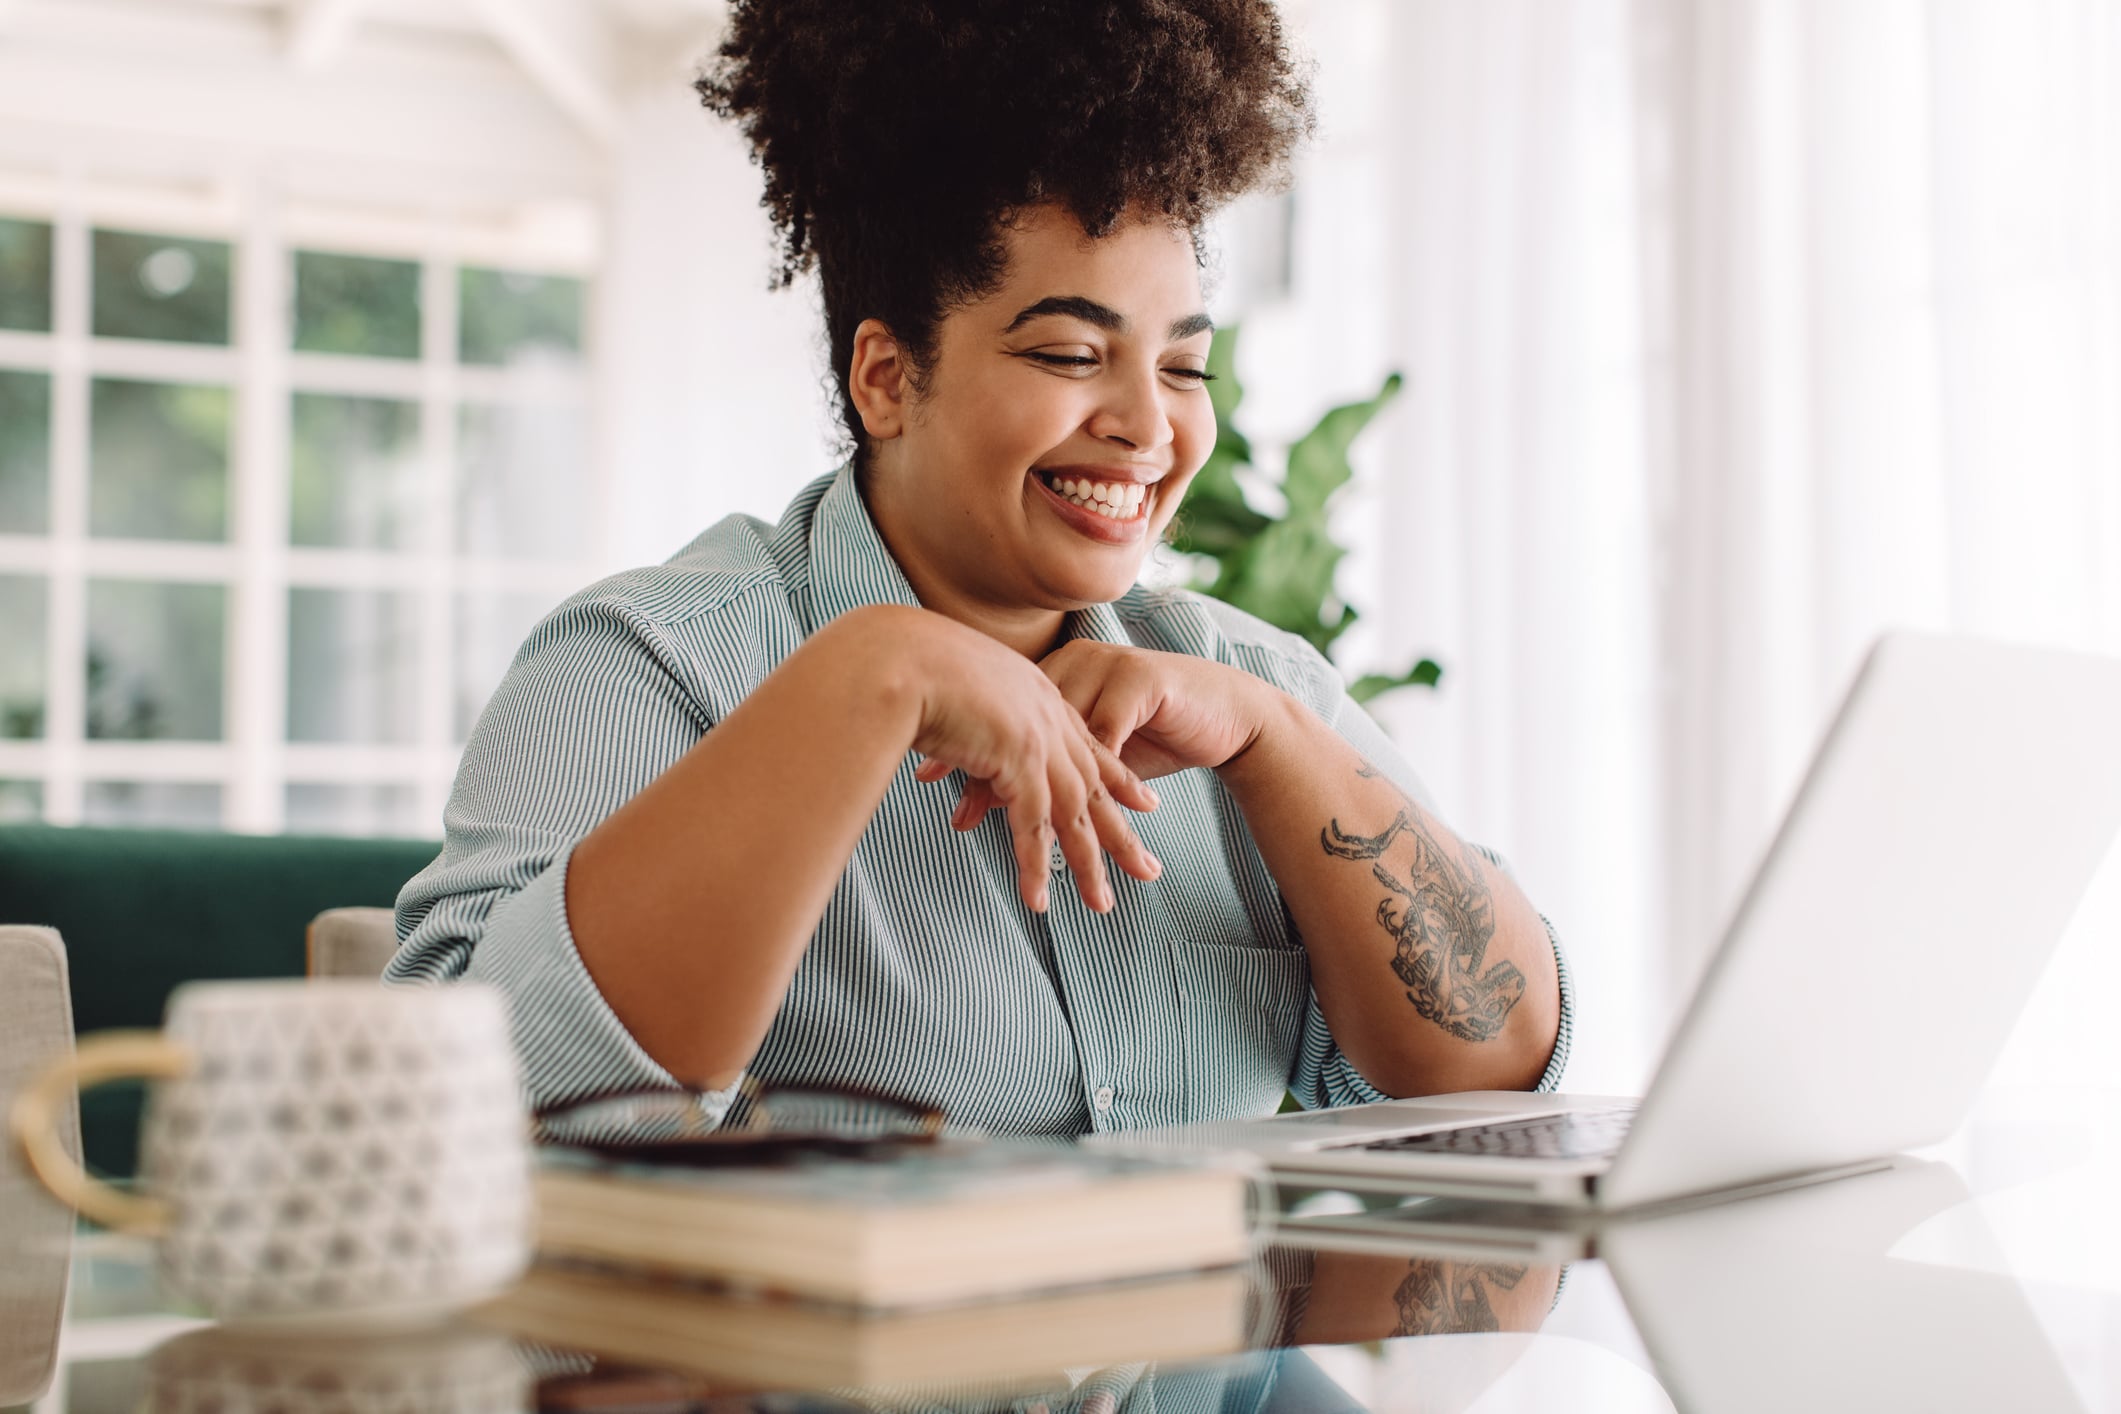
left=696, top=0, right=1313, bottom=464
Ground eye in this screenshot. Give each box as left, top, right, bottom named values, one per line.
left=1162, top=365, right=1215, bottom=386
left=1021, top=351, right=1100, bottom=371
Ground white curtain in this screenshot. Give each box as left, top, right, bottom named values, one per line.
left=1315, top=0, right=2121, bottom=1089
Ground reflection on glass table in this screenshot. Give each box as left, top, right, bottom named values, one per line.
left=20, top=1090, right=2121, bottom=1413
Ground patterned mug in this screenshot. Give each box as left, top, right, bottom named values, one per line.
left=9, top=979, right=532, bottom=1325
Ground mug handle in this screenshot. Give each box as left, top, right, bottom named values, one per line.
left=8, top=1031, right=192, bottom=1233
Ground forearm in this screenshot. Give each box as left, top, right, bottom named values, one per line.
left=1218, top=691, right=1561, bottom=1096
left=565, top=604, right=927, bottom=1089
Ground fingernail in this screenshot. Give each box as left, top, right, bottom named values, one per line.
left=1145, top=853, right=1163, bottom=879
left=1144, top=784, right=1160, bottom=808
left=1034, top=886, right=1049, bottom=913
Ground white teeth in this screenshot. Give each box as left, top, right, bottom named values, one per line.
left=1045, top=473, right=1152, bottom=519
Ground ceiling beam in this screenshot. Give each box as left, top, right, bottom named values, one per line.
left=467, top=0, right=624, bottom=148
left=284, top=0, right=367, bottom=70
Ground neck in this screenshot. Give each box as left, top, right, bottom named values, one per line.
left=859, top=462, right=1067, bottom=660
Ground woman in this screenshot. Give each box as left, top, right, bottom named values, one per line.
left=392, top=0, right=1570, bottom=1132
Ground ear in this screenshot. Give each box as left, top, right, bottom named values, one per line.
left=848, top=318, right=908, bottom=440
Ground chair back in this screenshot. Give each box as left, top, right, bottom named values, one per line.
left=0, top=925, right=78, bottom=1405
left=307, top=906, right=402, bottom=979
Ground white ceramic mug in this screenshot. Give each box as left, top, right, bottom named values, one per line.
left=9, top=979, right=532, bottom=1326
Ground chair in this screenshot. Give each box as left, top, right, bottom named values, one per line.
left=1, top=925, right=80, bottom=1406
left=0, top=825, right=439, bottom=1177
left=307, top=906, right=402, bottom=979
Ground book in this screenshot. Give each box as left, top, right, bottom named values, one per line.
left=531, top=1136, right=1260, bottom=1308
left=476, top=1260, right=1255, bottom=1391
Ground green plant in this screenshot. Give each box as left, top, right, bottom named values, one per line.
left=1169, top=326, right=1441, bottom=704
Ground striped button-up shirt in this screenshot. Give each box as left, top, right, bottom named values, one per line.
left=391, top=465, right=1572, bottom=1132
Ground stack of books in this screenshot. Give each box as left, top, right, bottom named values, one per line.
left=474, top=1136, right=1262, bottom=1389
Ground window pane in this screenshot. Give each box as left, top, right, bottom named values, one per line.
left=458, top=266, right=583, bottom=366
left=293, top=250, right=420, bottom=359
left=285, top=782, right=424, bottom=838
left=0, top=217, right=53, bottom=332
left=86, top=580, right=225, bottom=740
left=453, top=590, right=560, bottom=739
left=286, top=588, right=420, bottom=744
left=0, top=779, right=42, bottom=823
left=0, top=576, right=45, bottom=739
left=290, top=393, right=422, bottom=549
left=0, top=369, right=49, bottom=534
left=90, top=378, right=230, bottom=542
left=92, top=229, right=232, bottom=345
left=81, top=782, right=222, bottom=831
left=455, top=401, right=590, bottom=558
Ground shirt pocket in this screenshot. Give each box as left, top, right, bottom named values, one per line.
left=1165, top=936, right=1310, bottom=1122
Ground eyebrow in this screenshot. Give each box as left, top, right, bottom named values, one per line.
left=1003, top=295, right=1215, bottom=343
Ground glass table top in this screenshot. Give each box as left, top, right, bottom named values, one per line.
left=8, top=1086, right=2121, bottom=1413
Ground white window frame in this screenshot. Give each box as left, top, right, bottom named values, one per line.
left=0, top=167, right=603, bottom=835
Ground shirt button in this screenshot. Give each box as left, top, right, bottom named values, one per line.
left=1049, top=840, right=1066, bottom=872
left=1093, top=1085, right=1115, bottom=1113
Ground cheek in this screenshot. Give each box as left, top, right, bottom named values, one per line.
left=1173, top=395, right=1218, bottom=471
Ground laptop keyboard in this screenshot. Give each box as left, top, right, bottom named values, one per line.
left=1336, top=1106, right=1637, bottom=1162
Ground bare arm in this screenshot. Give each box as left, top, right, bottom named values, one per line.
left=1218, top=691, right=1561, bottom=1096
left=566, top=604, right=1158, bottom=1090
left=1031, top=640, right=1561, bottom=1098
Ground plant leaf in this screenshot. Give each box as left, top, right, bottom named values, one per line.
left=1168, top=444, right=1270, bottom=557
left=1348, top=657, right=1444, bottom=703
left=1221, top=516, right=1348, bottom=655
left=1206, top=325, right=1248, bottom=460
left=1283, top=371, right=1403, bottom=518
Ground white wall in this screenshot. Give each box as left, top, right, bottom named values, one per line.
left=596, top=82, right=832, bottom=571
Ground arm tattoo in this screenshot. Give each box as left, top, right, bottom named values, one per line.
left=1321, top=768, right=1526, bottom=1041
left=1392, top=1260, right=1526, bottom=1337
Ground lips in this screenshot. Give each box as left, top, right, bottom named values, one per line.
left=1030, top=469, right=1157, bottom=544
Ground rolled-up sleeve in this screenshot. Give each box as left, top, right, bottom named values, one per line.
left=387, top=593, right=741, bottom=1122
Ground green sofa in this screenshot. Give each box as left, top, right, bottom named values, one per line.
left=0, top=825, right=440, bottom=1179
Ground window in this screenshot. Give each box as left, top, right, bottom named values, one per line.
left=0, top=203, right=596, bottom=836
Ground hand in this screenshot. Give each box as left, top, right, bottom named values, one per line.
left=922, top=640, right=1273, bottom=840
left=899, top=613, right=1163, bottom=914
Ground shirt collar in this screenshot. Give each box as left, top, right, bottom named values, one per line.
left=806, top=462, right=923, bottom=633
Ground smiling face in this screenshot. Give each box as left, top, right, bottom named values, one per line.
left=855, top=205, right=1218, bottom=651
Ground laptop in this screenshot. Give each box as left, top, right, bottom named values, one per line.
left=1270, top=1158, right=2088, bottom=1413
left=1092, top=632, right=2121, bottom=1211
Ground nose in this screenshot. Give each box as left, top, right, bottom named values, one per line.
left=1086, top=363, right=1173, bottom=453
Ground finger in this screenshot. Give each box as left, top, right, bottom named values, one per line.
left=1090, top=732, right=1160, bottom=813
left=1000, top=768, right=1053, bottom=913
left=1050, top=755, right=1112, bottom=913
left=1088, top=772, right=1163, bottom=883
left=913, top=756, right=953, bottom=784
left=950, top=777, right=999, bottom=830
